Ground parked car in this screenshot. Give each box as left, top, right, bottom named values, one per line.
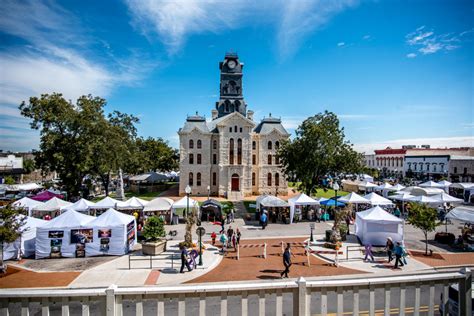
left=440, top=282, right=474, bottom=315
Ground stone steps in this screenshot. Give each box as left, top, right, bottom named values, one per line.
left=232, top=201, right=247, bottom=219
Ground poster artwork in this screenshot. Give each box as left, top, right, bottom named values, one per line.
left=50, top=239, right=62, bottom=258
left=100, top=238, right=110, bottom=252
left=75, top=243, right=85, bottom=258
left=127, top=221, right=135, bottom=247
left=70, top=229, right=93, bottom=244
left=98, top=229, right=112, bottom=238
left=48, top=231, right=64, bottom=238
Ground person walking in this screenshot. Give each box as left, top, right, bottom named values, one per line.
left=364, top=243, right=374, bottom=262
left=230, top=209, right=235, bottom=223
left=236, top=228, right=241, bottom=245
left=232, top=233, right=236, bottom=249
left=227, top=226, right=234, bottom=248
left=261, top=212, right=268, bottom=230
left=219, top=232, right=228, bottom=254
left=316, top=208, right=321, bottom=223
left=220, top=217, right=225, bottom=234
left=180, top=245, right=192, bottom=273
left=345, top=215, right=351, bottom=235
left=393, top=242, right=405, bottom=269
left=211, top=231, right=217, bottom=246
left=280, top=244, right=292, bottom=278
left=385, top=237, right=394, bottom=263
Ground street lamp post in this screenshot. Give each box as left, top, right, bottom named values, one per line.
left=207, top=185, right=210, bottom=201
left=310, top=223, right=315, bottom=242
left=185, top=185, right=191, bottom=219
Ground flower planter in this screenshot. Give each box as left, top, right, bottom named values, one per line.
left=142, top=240, right=167, bottom=256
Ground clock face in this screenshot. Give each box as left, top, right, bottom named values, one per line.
left=228, top=60, right=236, bottom=69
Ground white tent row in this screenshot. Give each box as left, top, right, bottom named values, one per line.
left=3, top=216, right=46, bottom=261
left=33, top=197, right=72, bottom=212
left=64, top=198, right=96, bottom=212
left=12, top=197, right=44, bottom=216
left=288, top=193, right=319, bottom=224
left=358, top=181, right=378, bottom=192
left=35, top=209, right=137, bottom=259
left=446, top=206, right=474, bottom=224
left=355, top=206, right=404, bottom=246
left=363, top=193, right=394, bottom=206
left=116, top=196, right=149, bottom=210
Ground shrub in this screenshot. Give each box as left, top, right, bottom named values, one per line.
left=142, top=216, right=166, bottom=242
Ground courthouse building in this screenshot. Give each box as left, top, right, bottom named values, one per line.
left=178, top=53, right=290, bottom=199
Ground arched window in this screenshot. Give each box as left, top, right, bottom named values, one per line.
left=252, top=141, right=256, bottom=150
left=252, top=172, right=256, bottom=186
left=275, top=173, right=280, bottom=186
left=275, top=141, right=280, bottom=149
left=189, top=154, right=194, bottom=164
left=213, top=140, right=217, bottom=150
left=197, top=139, right=202, bottom=149
left=188, top=173, right=193, bottom=186
left=426, top=163, right=430, bottom=171
left=212, top=172, right=217, bottom=186
left=252, top=154, right=256, bottom=165
left=433, top=163, right=437, bottom=172
left=237, top=138, right=242, bottom=165
left=225, top=102, right=230, bottom=112
left=213, top=154, right=217, bottom=164
left=267, top=173, right=272, bottom=186
left=197, top=173, right=201, bottom=186
left=267, top=154, right=272, bottom=165
left=268, top=141, right=272, bottom=150
left=414, top=163, right=417, bottom=171
left=229, top=138, right=234, bottom=165
left=234, top=125, right=237, bottom=133
left=189, top=139, right=194, bottom=149
left=239, top=127, right=242, bottom=133
left=197, top=154, right=202, bottom=164
left=229, top=127, right=232, bottom=132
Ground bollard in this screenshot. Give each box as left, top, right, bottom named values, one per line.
left=237, top=244, right=240, bottom=260
left=263, top=243, right=267, bottom=259
left=306, top=247, right=310, bottom=267
left=281, top=241, right=284, bottom=253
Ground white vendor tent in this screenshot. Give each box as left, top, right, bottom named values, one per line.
left=171, top=197, right=199, bottom=222
left=91, top=196, right=119, bottom=209
left=407, top=195, right=440, bottom=204
left=437, top=180, right=452, bottom=193
left=143, top=197, right=174, bottom=212
left=288, top=193, right=319, bottom=224
left=361, top=174, right=374, bottom=183
left=12, top=197, right=44, bottom=216
left=375, top=183, right=393, bottom=191
left=358, top=181, right=378, bottom=192
left=446, top=206, right=474, bottom=224
left=363, top=193, right=394, bottom=206
left=410, top=187, right=444, bottom=196
left=432, top=192, right=463, bottom=204
left=3, top=216, right=46, bottom=261
left=386, top=184, right=405, bottom=192
left=389, top=192, right=415, bottom=202
left=86, top=208, right=137, bottom=256
left=116, top=197, right=149, bottom=210
left=339, top=192, right=369, bottom=204
left=256, top=195, right=290, bottom=210
left=419, top=181, right=444, bottom=188
left=33, top=197, right=72, bottom=212
left=355, top=206, right=404, bottom=246
left=64, top=198, right=95, bottom=213
left=35, top=210, right=95, bottom=259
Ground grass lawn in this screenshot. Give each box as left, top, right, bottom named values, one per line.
left=313, top=188, right=348, bottom=199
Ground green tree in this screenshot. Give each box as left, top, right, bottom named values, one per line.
left=23, top=158, right=36, bottom=174
left=134, top=137, right=178, bottom=173
left=278, top=111, right=364, bottom=195
left=143, top=216, right=166, bottom=241
left=407, top=202, right=441, bottom=255
left=0, top=206, right=26, bottom=265
left=3, top=176, right=15, bottom=185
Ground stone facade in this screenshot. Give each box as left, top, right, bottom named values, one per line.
left=178, top=53, right=289, bottom=199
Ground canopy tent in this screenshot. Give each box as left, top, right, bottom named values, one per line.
left=437, top=180, right=452, bottom=193
left=410, top=187, right=444, bottom=196
left=419, top=181, right=445, bottom=188
left=31, top=190, right=63, bottom=201
left=171, top=197, right=199, bottom=221
left=256, top=195, right=290, bottom=210
left=91, top=196, right=119, bottom=209
left=432, top=192, right=463, bottom=204
left=200, top=199, right=223, bottom=221
left=407, top=195, right=440, bottom=204
left=33, top=197, right=72, bottom=212
left=86, top=208, right=137, bottom=256
left=375, top=183, right=393, bottom=191
left=143, top=197, right=174, bottom=212
left=3, top=216, right=46, bottom=261
left=36, top=210, right=95, bottom=259
left=319, top=198, right=345, bottom=207
left=363, top=193, right=394, bottom=206
left=449, top=183, right=474, bottom=202
left=116, top=197, right=149, bottom=210
left=386, top=184, right=406, bottom=192
left=12, top=197, right=44, bottom=216
left=338, top=192, right=369, bottom=204
left=355, top=206, right=404, bottom=246
left=288, top=193, right=319, bottom=224
left=361, top=174, right=374, bottom=183
left=64, top=198, right=95, bottom=213
left=358, top=181, right=378, bottom=192
left=446, top=206, right=474, bottom=224
left=388, top=192, right=415, bottom=202
left=400, top=186, right=419, bottom=194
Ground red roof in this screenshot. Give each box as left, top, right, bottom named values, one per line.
left=375, top=148, right=406, bottom=155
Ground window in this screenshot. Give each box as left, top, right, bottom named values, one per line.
left=237, top=138, right=242, bottom=165
left=213, top=140, right=217, bottom=150
left=212, top=172, right=217, bottom=186
left=275, top=141, right=280, bottom=149
left=229, top=138, right=234, bottom=165
left=189, top=154, right=194, bottom=164
left=234, top=125, right=237, bottom=132
left=229, top=127, right=232, bottom=132
left=440, top=163, right=445, bottom=171
left=407, top=162, right=412, bottom=170
left=197, top=139, right=202, bottom=149
left=197, top=173, right=201, bottom=186
left=213, top=154, right=217, bottom=164
left=414, top=163, right=417, bottom=171
left=240, top=127, right=242, bottom=133
left=426, top=163, right=430, bottom=171
left=267, top=173, right=272, bottom=186
left=464, top=168, right=467, bottom=174
left=252, top=172, right=256, bottom=186
left=188, top=173, right=193, bottom=186
left=225, top=103, right=229, bottom=112
left=275, top=173, right=280, bottom=186
left=197, top=154, right=202, bottom=164
left=433, top=164, right=437, bottom=172
left=252, top=154, right=256, bottom=165
left=268, top=141, right=272, bottom=150
left=252, top=141, right=256, bottom=150
left=454, top=167, right=458, bottom=173
left=275, top=155, right=280, bottom=165
left=267, top=155, right=272, bottom=165
left=189, top=139, right=194, bottom=149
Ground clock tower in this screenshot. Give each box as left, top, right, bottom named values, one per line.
left=215, top=52, right=247, bottom=118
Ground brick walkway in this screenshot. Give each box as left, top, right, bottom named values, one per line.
left=187, top=237, right=365, bottom=283
left=408, top=250, right=474, bottom=267
left=0, top=266, right=80, bottom=288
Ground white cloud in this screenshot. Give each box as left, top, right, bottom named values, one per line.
left=363, top=35, right=371, bottom=40
left=354, top=136, right=474, bottom=154
left=405, top=26, right=471, bottom=57
left=337, top=42, right=345, bottom=47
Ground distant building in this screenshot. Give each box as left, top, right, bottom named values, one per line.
left=0, top=154, right=24, bottom=182
left=449, top=156, right=474, bottom=182
left=404, top=155, right=449, bottom=179
left=374, top=148, right=406, bottom=178
left=178, top=53, right=289, bottom=199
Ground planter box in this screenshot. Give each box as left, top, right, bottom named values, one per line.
left=435, top=232, right=455, bottom=244
left=142, top=240, right=167, bottom=256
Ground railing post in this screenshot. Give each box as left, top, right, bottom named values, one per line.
left=237, top=243, right=240, bottom=260
left=105, top=284, right=117, bottom=316
left=263, top=243, right=267, bottom=259
left=296, top=277, right=308, bottom=316
left=459, top=267, right=472, bottom=316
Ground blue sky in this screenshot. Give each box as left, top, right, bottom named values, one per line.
left=1, top=0, right=473, bottom=153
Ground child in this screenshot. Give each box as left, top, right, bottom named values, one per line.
left=211, top=232, right=217, bottom=246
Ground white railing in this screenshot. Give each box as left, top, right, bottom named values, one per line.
left=1, top=268, right=471, bottom=316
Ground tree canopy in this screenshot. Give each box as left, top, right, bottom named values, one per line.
left=278, top=111, right=364, bottom=195
left=0, top=205, right=26, bottom=264
left=407, top=202, right=441, bottom=255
